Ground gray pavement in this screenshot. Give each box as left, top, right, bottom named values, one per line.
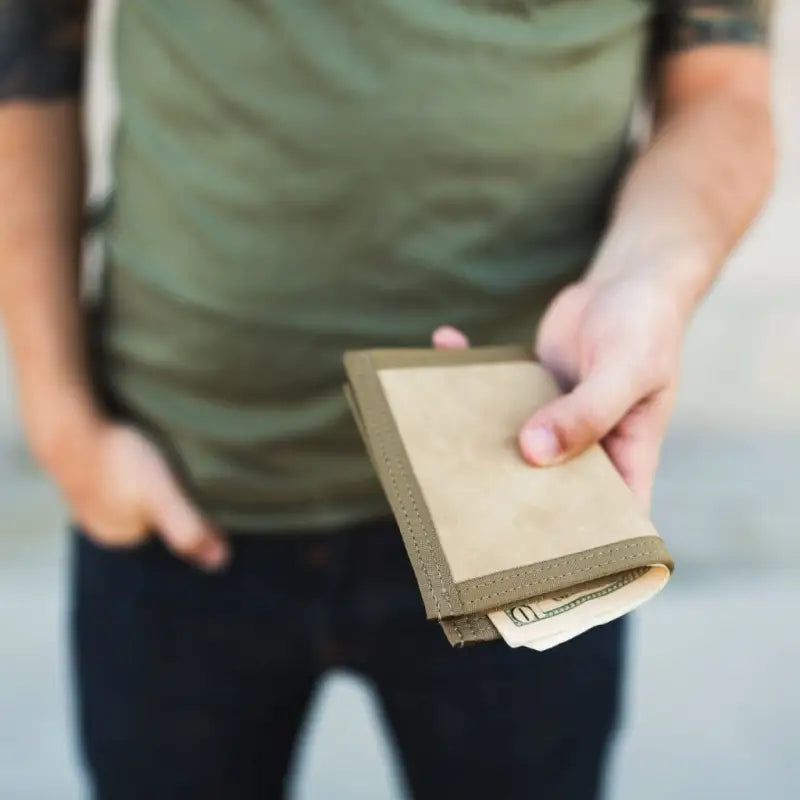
left=2, top=0, right=800, bottom=797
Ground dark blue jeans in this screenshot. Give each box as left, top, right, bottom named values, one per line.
left=71, top=518, right=625, bottom=800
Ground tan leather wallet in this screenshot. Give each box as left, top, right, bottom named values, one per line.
left=343, top=346, right=673, bottom=646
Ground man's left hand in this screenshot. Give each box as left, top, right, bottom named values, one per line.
left=432, top=273, right=687, bottom=510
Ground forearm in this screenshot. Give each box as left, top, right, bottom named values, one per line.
left=588, top=51, right=774, bottom=318
left=0, top=101, right=98, bottom=462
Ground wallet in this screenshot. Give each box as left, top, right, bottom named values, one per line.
left=343, top=345, right=674, bottom=646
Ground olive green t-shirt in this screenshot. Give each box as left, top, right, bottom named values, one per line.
left=98, top=0, right=651, bottom=531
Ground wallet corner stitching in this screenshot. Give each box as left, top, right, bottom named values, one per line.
left=462, top=544, right=668, bottom=607
left=353, top=352, right=455, bottom=621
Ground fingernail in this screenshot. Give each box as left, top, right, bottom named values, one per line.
left=432, top=326, right=469, bottom=349
left=202, top=540, right=231, bottom=572
left=521, top=426, right=560, bottom=465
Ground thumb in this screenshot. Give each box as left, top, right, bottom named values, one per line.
left=147, top=471, right=231, bottom=571
left=519, top=362, right=638, bottom=466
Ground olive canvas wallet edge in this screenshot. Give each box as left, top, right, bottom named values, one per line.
left=343, top=346, right=674, bottom=648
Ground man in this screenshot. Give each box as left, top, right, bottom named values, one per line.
left=0, top=1, right=773, bottom=798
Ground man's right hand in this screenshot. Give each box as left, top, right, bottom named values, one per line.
left=0, top=43, right=230, bottom=570
left=41, top=418, right=230, bottom=572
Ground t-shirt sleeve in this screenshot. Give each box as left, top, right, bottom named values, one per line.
left=653, top=0, right=772, bottom=54
left=0, top=0, right=88, bottom=100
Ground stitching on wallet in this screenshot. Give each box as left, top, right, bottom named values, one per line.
left=465, top=548, right=663, bottom=605
left=465, top=541, right=665, bottom=589
left=406, top=482, right=454, bottom=617
left=380, top=409, right=441, bottom=618
left=362, top=356, right=453, bottom=619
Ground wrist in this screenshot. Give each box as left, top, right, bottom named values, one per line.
left=585, top=237, right=715, bottom=324
left=25, top=388, right=106, bottom=476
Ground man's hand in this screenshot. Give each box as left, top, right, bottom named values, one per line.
left=433, top=273, right=683, bottom=509
left=0, top=101, right=227, bottom=572
left=521, top=275, right=682, bottom=510
left=39, top=417, right=230, bottom=571
left=434, top=40, right=772, bottom=511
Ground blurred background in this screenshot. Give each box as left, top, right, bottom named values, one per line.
left=1, top=1, right=799, bottom=798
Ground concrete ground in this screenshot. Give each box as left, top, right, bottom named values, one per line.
left=2, top=0, right=800, bottom=797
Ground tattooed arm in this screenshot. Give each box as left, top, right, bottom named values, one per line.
left=0, top=0, right=89, bottom=454
left=0, top=1, right=229, bottom=568
left=0, top=0, right=87, bottom=98
left=434, top=0, right=775, bottom=508
left=518, top=0, right=774, bottom=504
left=606, top=0, right=774, bottom=317
left=654, top=0, right=771, bottom=51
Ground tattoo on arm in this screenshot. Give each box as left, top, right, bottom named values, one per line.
left=655, top=0, right=772, bottom=53
left=0, top=0, right=88, bottom=100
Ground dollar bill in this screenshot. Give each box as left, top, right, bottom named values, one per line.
left=488, top=564, right=669, bottom=650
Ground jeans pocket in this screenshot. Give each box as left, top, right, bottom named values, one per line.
left=69, top=522, right=158, bottom=561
